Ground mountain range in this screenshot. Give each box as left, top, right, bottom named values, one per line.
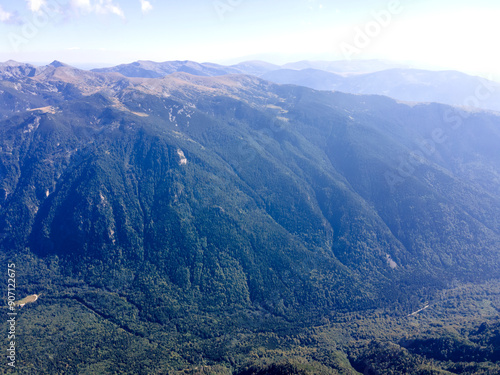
left=92, top=59, right=500, bottom=112
left=5, top=58, right=498, bottom=112
left=1, top=60, right=500, bottom=373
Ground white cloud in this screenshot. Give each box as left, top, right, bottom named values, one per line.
left=95, top=0, right=125, bottom=18
left=140, top=0, right=153, bottom=14
left=71, top=0, right=125, bottom=18
left=26, top=0, right=46, bottom=12
left=0, top=6, right=13, bottom=22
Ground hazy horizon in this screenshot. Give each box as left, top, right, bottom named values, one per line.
left=2, top=57, right=500, bottom=85
left=0, top=0, right=498, bottom=80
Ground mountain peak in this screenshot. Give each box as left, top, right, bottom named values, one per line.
left=49, top=60, right=67, bottom=68
left=1, top=60, right=25, bottom=67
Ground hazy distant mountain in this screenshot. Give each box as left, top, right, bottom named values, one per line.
left=341, top=69, right=500, bottom=106
left=92, top=59, right=282, bottom=78
left=260, top=68, right=345, bottom=90
left=92, top=60, right=241, bottom=78
left=262, top=68, right=500, bottom=112
left=91, top=59, right=403, bottom=79
left=229, top=60, right=281, bottom=75
left=90, top=59, right=500, bottom=112
left=1, top=60, right=500, bottom=373
left=280, top=59, right=409, bottom=73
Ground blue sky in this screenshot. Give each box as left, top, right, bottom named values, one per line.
left=0, top=0, right=498, bottom=78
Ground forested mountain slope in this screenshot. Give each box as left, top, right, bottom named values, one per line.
left=1, top=62, right=499, bottom=373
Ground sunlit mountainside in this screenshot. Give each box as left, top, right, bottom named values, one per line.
left=1, top=60, right=500, bottom=374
